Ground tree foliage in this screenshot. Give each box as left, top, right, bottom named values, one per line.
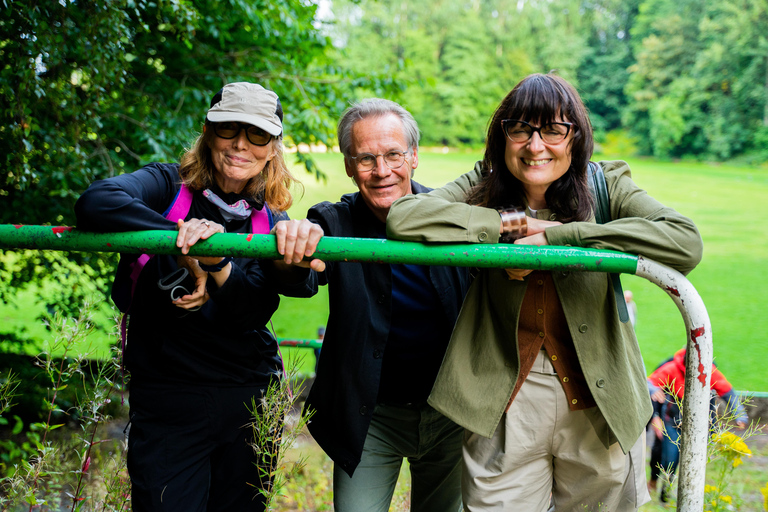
left=0, top=0, right=399, bottom=226
left=329, top=0, right=768, bottom=160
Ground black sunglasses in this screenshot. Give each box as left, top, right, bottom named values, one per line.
left=211, top=122, right=273, bottom=146
left=501, top=119, right=574, bottom=144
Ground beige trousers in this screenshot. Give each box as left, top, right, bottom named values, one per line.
left=462, top=351, right=650, bottom=512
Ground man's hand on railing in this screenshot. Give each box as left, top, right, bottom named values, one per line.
left=272, top=219, right=326, bottom=272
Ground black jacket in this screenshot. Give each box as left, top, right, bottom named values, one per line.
left=303, top=181, right=469, bottom=476
left=74, top=162, right=315, bottom=386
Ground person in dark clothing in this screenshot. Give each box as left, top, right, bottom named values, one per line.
left=273, top=98, right=469, bottom=512
left=75, top=82, right=315, bottom=511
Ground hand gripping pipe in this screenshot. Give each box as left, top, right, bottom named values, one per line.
left=0, top=225, right=712, bottom=510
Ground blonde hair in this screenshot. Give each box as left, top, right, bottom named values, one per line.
left=178, top=125, right=301, bottom=213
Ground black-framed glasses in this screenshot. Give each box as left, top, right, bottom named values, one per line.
left=501, top=119, right=574, bottom=144
left=348, top=149, right=411, bottom=172
left=212, top=121, right=273, bottom=146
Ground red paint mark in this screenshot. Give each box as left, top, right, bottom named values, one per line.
left=690, top=326, right=708, bottom=387
left=246, top=234, right=253, bottom=241
left=13, top=224, right=23, bottom=229
left=666, top=286, right=680, bottom=297
left=107, top=243, right=112, bottom=247
left=51, top=226, right=72, bottom=234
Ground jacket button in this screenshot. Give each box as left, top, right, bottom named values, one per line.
left=373, top=349, right=382, bottom=359
left=579, top=324, right=588, bottom=333
left=596, top=378, right=606, bottom=388
left=549, top=213, right=557, bottom=221
left=359, top=406, right=368, bottom=415
left=571, top=399, right=578, bottom=405
left=377, top=293, right=386, bottom=304
left=478, top=231, right=488, bottom=241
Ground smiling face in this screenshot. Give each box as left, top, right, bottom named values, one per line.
left=503, top=117, right=574, bottom=209
left=208, top=123, right=276, bottom=194
left=345, top=114, right=417, bottom=222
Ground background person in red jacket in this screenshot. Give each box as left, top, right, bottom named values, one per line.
left=647, top=347, right=748, bottom=502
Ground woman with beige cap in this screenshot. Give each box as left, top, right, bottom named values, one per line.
left=75, top=82, right=315, bottom=510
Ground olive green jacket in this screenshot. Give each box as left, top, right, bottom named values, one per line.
left=386, top=160, right=703, bottom=453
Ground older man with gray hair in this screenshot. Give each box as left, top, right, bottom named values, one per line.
left=274, top=98, right=468, bottom=511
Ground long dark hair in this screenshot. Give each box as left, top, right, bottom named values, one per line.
left=468, top=73, right=594, bottom=222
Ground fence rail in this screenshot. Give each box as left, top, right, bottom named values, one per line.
left=0, top=225, right=712, bottom=510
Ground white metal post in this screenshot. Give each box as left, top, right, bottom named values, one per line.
left=635, top=256, right=712, bottom=511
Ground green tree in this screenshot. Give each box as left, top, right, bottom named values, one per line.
left=695, top=0, right=768, bottom=159
left=330, top=0, right=588, bottom=147
left=576, top=0, right=640, bottom=135
left=623, top=0, right=767, bottom=159
left=623, top=0, right=705, bottom=156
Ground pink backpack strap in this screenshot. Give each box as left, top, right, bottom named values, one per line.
left=250, top=204, right=271, bottom=234
left=119, top=184, right=193, bottom=391
left=164, top=183, right=194, bottom=223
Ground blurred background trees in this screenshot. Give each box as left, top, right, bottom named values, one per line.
left=329, top=0, right=768, bottom=160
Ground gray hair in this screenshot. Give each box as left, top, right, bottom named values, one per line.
left=337, top=98, right=420, bottom=157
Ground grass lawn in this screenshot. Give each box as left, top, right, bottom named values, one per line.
left=2, top=150, right=767, bottom=391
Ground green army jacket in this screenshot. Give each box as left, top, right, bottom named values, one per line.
left=386, top=160, right=703, bottom=453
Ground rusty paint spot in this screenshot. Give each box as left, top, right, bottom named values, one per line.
left=51, top=226, right=72, bottom=234
left=666, top=286, right=681, bottom=297
left=246, top=234, right=253, bottom=241
left=107, top=243, right=112, bottom=247
left=13, top=224, right=23, bottom=229
left=690, top=326, right=708, bottom=387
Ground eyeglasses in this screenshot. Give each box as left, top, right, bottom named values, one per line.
left=348, top=149, right=410, bottom=172
left=501, top=119, right=574, bottom=144
left=212, top=122, right=273, bottom=146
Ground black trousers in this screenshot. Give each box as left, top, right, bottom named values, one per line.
left=127, top=382, right=276, bottom=512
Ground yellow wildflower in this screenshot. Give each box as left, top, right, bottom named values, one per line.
left=760, top=481, right=768, bottom=511
left=711, top=431, right=752, bottom=460
left=705, top=484, right=719, bottom=493
left=721, top=495, right=732, bottom=504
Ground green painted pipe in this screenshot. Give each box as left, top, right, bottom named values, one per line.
left=0, top=225, right=639, bottom=274
left=277, top=338, right=323, bottom=350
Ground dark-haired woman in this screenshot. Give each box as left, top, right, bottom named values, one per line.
left=386, top=73, right=702, bottom=511
left=75, top=82, right=316, bottom=511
